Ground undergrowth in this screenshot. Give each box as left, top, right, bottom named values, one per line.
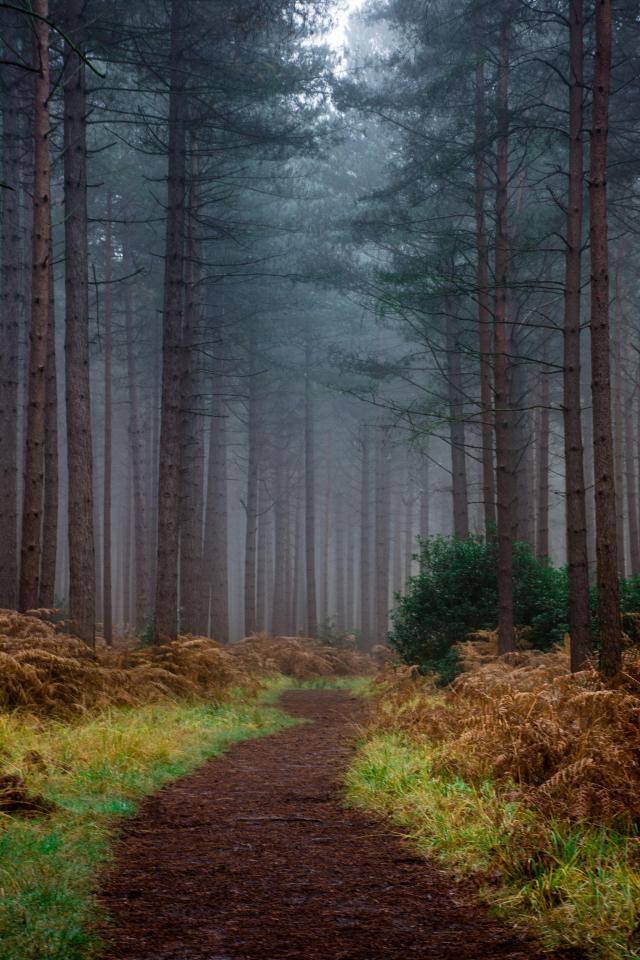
left=345, top=734, right=640, bottom=960
left=346, top=642, right=640, bottom=959
left=0, top=693, right=298, bottom=960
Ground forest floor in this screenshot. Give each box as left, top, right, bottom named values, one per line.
left=97, top=689, right=576, bottom=960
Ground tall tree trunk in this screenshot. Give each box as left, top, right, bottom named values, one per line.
left=179, top=147, right=205, bottom=634
left=154, top=0, right=187, bottom=641
left=122, top=470, right=132, bottom=630
left=375, top=424, right=391, bottom=645
left=404, top=482, right=414, bottom=583
left=256, top=475, right=270, bottom=632
left=321, top=463, right=331, bottom=623
left=102, top=192, right=113, bottom=645
left=563, top=0, right=592, bottom=670
left=272, top=454, right=288, bottom=636
left=446, top=312, right=469, bottom=538
left=590, top=0, right=621, bottom=678
left=19, top=0, right=50, bottom=612
left=244, top=350, right=259, bottom=635
left=613, top=268, right=626, bottom=576
left=63, top=0, right=95, bottom=644
left=536, top=345, right=550, bottom=560
left=304, top=339, right=317, bottom=635
left=474, top=57, right=496, bottom=537
left=493, top=2, right=515, bottom=654
left=359, top=425, right=372, bottom=646
left=624, top=372, right=639, bottom=574
left=419, top=452, right=429, bottom=542
left=0, top=8, right=23, bottom=608
left=203, top=380, right=229, bottom=643
left=123, top=234, right=150, bottom=630
left=335, top=492, right=346, bottom=631
left=346, top=516, right=355, bottom=630
left=39, top=237, right=58, bottom=608
left=291, top=481, right=305, bottom=633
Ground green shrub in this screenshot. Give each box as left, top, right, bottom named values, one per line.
left=388, top=535, right=568, bottom=679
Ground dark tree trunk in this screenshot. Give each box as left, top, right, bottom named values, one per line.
left=589, top=0, right=622, bottom=678
left=291, top=483, right=304, bottom=632
left=419, top=452, right=430, bottom=543
left=446, top=313, right=469, bottom=538
left=613, top=269, right=626, bottom=577
left=102, top=192, right=113, bottom=645
left=244, top=349, right=259, bottom=635
left=359, top=425, right=372, bottom=646
left=624, top=369, right=639, bottom=575
left=0, top=8, right=23, bottom=608
left=39, top=237, right=58, bottom=608
left=374, top=424, right=391, bottom=645
left=203, top=380, right=229, bottom=643
left=304, top=339, right=317, bottom=635
left=474, top=57, right=496, bottom=537
left=122, top=471, right=132, bottom=630
left=123, top=231, right=150, bottom=630
left=563, top=0, right=592, bottom=671
left=256, top=476, right=271, bottom=633
left=179, top=147, right=205, bottom=634
left=272, top=455, right=289, bottom=636
left=154, top=0, right=187, bottom=641
left=63, top=0, right=95, bottom=645
left=20, top=0, right=50, bottom=612
left=536, top=346, right=550, bottom=561
left=335, top=493, right=346, bottom=631
left=493, top=3, right=515, bottom=654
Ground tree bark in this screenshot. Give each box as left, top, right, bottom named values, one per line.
left=244, top=348, right=260, bottom=635
left=39, top=236, right=58, bottom=608
left=0, top=8, right=23, bottom=608
left=536, top=345, right=550, bottom=560
left=493, top=2, right=515, bottom=654
left=304, top=339, right=317, bottom=636
left=613, top=267, right=626, bottom=577
left=446, top=312, right=469, bottom=538
left=203, top=379, right=229, bottom=643
left=563, top=0, right=592, bottom=671
left=419, top=452, right=430, bottom=543
left=474, top=57, right=496, bottom=537
left=154, top=0, right=187, bottom=641
left=359, top=424, right=372, bottom=646
left=123, top=231, right=150, bottom=630
left=272, top=454, right=289, bottom=636
left=589, top=0, right=622, bottom=678
left=20, top=0, right=50, bottom=612
left=624, top=368, right=639, bottom=575
left=63, top=0, right=95, bottom=644
left=375, top=424, right=391, bottom=645
left=179, top=146, right=205, bottom=634
left=102, top=192, right=113, bottom=645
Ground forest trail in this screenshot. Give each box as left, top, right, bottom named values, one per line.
left=98, top=690, right=572, bottom=960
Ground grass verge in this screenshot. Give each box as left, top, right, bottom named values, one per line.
left=345, top=733, right=640, bottom=960
left=0, top=692, right=298, bottom=960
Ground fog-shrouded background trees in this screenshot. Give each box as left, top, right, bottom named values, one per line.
left=1, top=0, right=639, bottom=677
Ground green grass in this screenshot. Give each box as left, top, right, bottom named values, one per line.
left=259, top=673, right=372, bottom=702
left=345, top=733, right=640, bottom=960
left=0, top=694, right=298, bottom=960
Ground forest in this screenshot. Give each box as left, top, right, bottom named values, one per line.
left=1, top=0, right=640, bottom=958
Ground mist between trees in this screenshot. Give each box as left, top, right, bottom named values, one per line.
left=0, top=0, right=636, bottom=676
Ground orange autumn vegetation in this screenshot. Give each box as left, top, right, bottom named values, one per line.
left=0, top=609, right=374, bottom=719
left=369, top=633, right=640, bottom=826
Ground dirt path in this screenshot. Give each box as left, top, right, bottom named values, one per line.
left=98, top=690, right=574, bottom=959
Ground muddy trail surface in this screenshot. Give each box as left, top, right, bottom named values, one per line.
left=99, top=689, right=576, bottom=960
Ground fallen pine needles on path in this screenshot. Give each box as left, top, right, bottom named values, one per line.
left=0, top=609, right=373, bottom=960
